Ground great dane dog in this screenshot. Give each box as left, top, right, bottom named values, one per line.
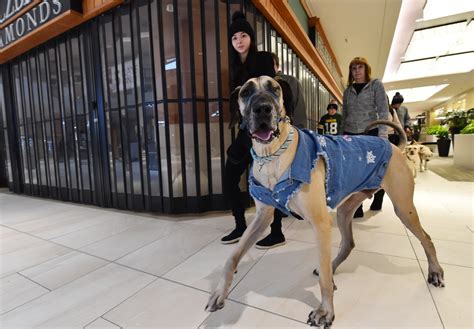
left=205, top=76, right=444, bottom=328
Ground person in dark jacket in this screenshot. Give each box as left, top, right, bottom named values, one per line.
left=341, top=56, right=389, bottom=218
left=391, top=92, right=412, bottom=135
left=318, top=103, right=342, bottom=135
left=271, top=53, right=307, bottom=129
left=221, top=11, right=286, bottom=249
left=369, top=99, right=402, bottom=211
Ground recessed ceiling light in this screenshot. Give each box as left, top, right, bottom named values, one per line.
left=422, top=0, right=474, bottom=21
left=386, top=84, right=449, bottom=103
left=388, top=52, right=474, bottom=81
left=403, top=21, right=474, bottom=61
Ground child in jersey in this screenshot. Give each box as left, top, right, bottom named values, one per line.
left=318, top=103, right=342, bottom=135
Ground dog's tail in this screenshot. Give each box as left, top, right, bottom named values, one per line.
left=364, top=120, right=407, bottom=151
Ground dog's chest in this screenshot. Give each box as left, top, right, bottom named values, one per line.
left=254, top=161, right=286, bottom=190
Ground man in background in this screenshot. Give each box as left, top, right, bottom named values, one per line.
left=391, top=92, right=412, bottom=136
left=271, top=53, right=307, bottom=129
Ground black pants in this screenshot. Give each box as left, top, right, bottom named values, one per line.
left=369, top=133, right=401, bottom=209
left=224, top=129, right=283, bottom=232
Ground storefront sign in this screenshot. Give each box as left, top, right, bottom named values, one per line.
left=0, top=1, right=41, bottom=26
left=0, top=0, right=82, bottom=49
left=0, top=0, right=122, bottom=64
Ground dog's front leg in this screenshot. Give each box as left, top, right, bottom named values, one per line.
left=305, top=161, right=335, bottom=328
left=205, top=201, right=274, bottom=312
left=307, top=212, right=335, bottom=328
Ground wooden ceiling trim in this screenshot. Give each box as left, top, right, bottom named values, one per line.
left=83, top=0, right=123, bottom=20
left=299, top=0, right=313, bottom=19
left=308, top=16, right=343, bottom=77
left=252, top=0, right=342, bottom=101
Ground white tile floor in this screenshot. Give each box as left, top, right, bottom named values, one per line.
left=0, top=168, right=472, bottom=328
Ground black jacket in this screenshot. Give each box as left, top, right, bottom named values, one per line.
left=229, top=51, right=295, bottom=128
left=276, top=72, right=307, bottom=128
left=227, top=51, right=276, bottom=163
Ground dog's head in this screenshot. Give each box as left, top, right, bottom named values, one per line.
left=419, top=145, right=433, bottom=160
left=405, top=145, right=420, bottom=157
left=237, top=76, right=286, bottom=144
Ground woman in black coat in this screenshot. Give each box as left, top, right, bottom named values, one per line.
left=221, top=12, right=286, bottom=249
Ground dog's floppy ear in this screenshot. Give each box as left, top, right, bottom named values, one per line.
left=274, top=76, right=292, bottom=120
left=228, top=86, right=241, bottom=129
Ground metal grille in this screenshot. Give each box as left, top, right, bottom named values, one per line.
left=1, top=0, right=337, bottom=214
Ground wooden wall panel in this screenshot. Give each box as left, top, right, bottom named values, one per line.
left=83, top=0, right=122, bottom=20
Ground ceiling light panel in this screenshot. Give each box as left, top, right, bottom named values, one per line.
left=395, top=52, right=474, bottom=80
left=386, top=84, right=449, bottom=103
left=422, top=0, right=474, bottom=21
left=404, top=21, right=474, bottom=61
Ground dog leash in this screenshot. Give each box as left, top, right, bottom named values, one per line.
left=250, top=126, right=294, bottom=171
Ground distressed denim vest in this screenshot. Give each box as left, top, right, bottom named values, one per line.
left=249, top=129, right=392, bottom=218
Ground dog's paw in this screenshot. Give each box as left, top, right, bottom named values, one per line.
left=205, top=291, right=226, bottom=312
left=307, top=307, right=335, bottom=328
left=428, top=271, right=445, bottom=288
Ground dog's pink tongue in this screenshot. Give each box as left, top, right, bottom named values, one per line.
left=252, top=130, right=272, bottom=141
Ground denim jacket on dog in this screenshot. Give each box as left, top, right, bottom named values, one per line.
left=248, top=129, right=392, bottom=218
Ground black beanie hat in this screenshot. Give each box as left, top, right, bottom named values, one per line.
left=229, top=11, right=255, bottom=40
left=327, top=103, right=338, bottom=111
left=391, top=92, right=404, bottom=105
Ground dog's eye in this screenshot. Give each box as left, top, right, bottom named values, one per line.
left=271, top=85, right=280, bottom=96
left=264, top=80, right=280, bottom=96
left=240, top=88, right=252, bottom=98
left=267, top=86, right=279, bottom=96
left=240, top=83, right=256, bottom=99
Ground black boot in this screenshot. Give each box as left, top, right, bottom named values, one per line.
left=370, top=190, right=385, bottom=211
left=221, top=226, right=246, bottom=244
left=353, top=205, right=364, bottom=218
left=221, top=216, right=247, bottom=244
left=255, top=233, right=285, bottom=249
left=256, top=210, right=286, bottom=249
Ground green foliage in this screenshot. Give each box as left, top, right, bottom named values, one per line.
left=445, top=110, right=468, bottom=134
left=467, top=108, right=474, bottom=121
left=427, top=125, right=450, bottom=139
left=460, top=121, right=474, bottom=134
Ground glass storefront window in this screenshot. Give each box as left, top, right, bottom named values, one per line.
left=161, top=2, right=177, bottom=101
left=2, top=0, right=337, bottom=213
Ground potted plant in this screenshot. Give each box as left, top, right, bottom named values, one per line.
left=460, top=121, right=474, bottom=134
left=427, top=125, right=451, bottom=157
left=454, top=120, right=474, bottom=169
left=445, top=110, right=468, bottom=146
